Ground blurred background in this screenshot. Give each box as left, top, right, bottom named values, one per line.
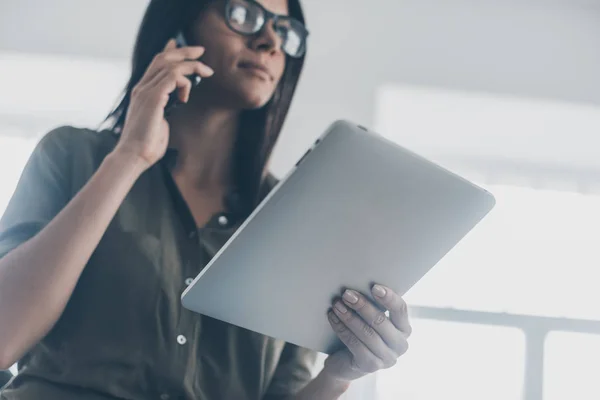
left=1, top=0, right=600, bottom=399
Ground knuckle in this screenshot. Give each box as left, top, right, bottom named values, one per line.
left=354, top=296, right=367, bottom=310
left=167, top=69, right=179, bottom=80
left=396, top=297, right=408, bottom=312
left=148, top=89, right=163, bottom=101
left=361, top=323, right=376, bottom=338
left=349, top=357, right=361, bottom=371
left=404, top=324, right=413, bottom=338
left=131, top=84, right=142, bottom=97
left=340, top=310, right=354, bottom=322
left=334, top=322, right=347, bottom=334
left=176, top=62, right=189, bottom=74
left=372, top=311, right=387, bottom=326
left=347, top=334, right=361, bottom=348
left=154, top=52, right=167, bottom=63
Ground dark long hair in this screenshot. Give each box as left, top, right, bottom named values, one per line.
left=105, top=0, right=306, bottom=217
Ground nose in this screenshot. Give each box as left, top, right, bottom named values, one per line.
left=250, top=20, right=282, bottom=55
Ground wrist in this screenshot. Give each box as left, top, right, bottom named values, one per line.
left=108, top=147, right=152, bottom=175
left=103, top=149, right=150, bottom=185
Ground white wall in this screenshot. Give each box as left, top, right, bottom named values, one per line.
left=0, top=0, right=146, bottom=59
left=274, top=0, right=600, bottom=174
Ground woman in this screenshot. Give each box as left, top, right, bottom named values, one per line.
left=0, top=0, right=411, bottom=399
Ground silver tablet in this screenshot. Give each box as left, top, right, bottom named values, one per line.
left=181, top=120, right=495, bottom=354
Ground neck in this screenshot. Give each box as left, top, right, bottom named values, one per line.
left=167, top=102, right=240, bottom=190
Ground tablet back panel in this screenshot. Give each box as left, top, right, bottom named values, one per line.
left=182, top=120, right=495, bottom=354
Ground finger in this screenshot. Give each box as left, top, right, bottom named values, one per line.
left=165, top=38, right=176, bottom=50
left=160, top=46, right=207, bottom=63
left=332, top=301, right=399, bottom=367
left=328, top=311, right=387, bottom=374
left=372, top=285, right=412, bottom=337
left=140, top=61, right=214, bottom=101
left=141, top=39, right=179, bottom=83
left=147, top=60, right=214, bottom=87
left=342, top=289, right=408, bottom=356
left=142, top=45, right=206, bottom=84
left=177, top=59, right=214, bottom=78
left=143, top=71, right=192, bottom=106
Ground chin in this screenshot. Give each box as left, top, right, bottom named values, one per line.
left=235, top=86, right=277, bottom=110
left=241, top=94, right=273, bottom=109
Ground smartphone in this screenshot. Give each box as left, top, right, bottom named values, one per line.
left=165, top=31, right=202, bottom=115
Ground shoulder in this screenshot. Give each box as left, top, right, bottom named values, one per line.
left=34, top=125, right=119, bottom=191
left=37, top=125, right=118, bottom=159
left=259, top=173, right=280, bottom=202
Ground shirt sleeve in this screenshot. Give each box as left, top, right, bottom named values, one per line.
left=0, top=127, right=74, bottom=259
left=263, top=343, right=319, bottom=399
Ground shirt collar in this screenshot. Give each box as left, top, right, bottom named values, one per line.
left=159, top=147, right=246, bottom=220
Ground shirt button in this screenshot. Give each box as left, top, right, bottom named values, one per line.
left=218, top=215, right=229, bottom=226
left=185, top=278, right=194, bottom=286
left=177, top=335, right=187, bottom=345
left=188, top=230, right=197, bottom=239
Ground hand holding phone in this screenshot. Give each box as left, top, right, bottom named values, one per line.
left=165, top=31, right=205, bottom=114
left=115, top=37, right=214, bottom=169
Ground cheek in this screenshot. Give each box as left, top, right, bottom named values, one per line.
left=272, top=56, right=286, bottom=85
left=192, top=14, right=245, bottom=70
left=202, top=36, right=245, bottom=72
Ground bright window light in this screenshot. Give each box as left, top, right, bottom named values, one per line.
left=0, top=51, right=129, bottom=128
left=404, top=183, right=600, bottom=320
left=374, top=84, right=600, bottom=400
left=0, top=134, right=39, bottom=215
left=374, top=84, right=600, bottom=171
left=377, top=320, right=525, bottom=400
left=544, top=331, right=600, bottom=400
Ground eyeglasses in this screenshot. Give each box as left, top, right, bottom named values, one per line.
left=223, top=0, right=309, bottom=58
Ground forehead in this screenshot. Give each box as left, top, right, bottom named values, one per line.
left=255, top=0, right=289, bottom=16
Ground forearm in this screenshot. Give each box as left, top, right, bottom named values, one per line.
left=289, top=371, right=351, bottom=400
left=0, top=150, right=146, bottom=368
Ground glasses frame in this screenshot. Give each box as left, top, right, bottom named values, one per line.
left=223, top=0, right=309, bottom=58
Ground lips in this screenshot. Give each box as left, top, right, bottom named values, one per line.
left=238, top=60, right=272, bottom=81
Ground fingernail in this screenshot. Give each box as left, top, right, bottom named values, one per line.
left=334, top=301, right=348, bottom=314
left=343, top=290, right=359, bottom=304
left=373, top=284, right=387, bottom=298
left=206, top=67, right=215, bottom=76
left=329, top=311, right=340, bottom=323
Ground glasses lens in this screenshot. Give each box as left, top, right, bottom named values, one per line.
left=225, top=0, right=307, bottom=58
left=226, top=0, right=264, bottom=34
left=273, top=18, right=306, bottom=58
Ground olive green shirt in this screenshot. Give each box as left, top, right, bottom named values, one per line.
left=0, top=126, right=317, bottom=400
